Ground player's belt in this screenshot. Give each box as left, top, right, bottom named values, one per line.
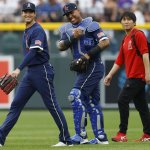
left=28, top=61, right=48, bottom=68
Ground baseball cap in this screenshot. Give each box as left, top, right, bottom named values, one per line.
left=22, top=2, right=35, bottom=11
left=120, top=11, right=136, bottom=23
left=63, top=3, right=78, bottom=16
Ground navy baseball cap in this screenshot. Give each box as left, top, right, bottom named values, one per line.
left=22, top=2, right=35, bottom=11
left=120, top=11, right=136, bottom=23
left=63, top=3, right=78, bottom=16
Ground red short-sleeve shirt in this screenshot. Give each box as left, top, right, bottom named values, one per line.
left=115, top=28, right=148, bottom=80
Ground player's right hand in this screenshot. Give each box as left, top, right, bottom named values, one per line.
left=11, top=68, right=20, bottom=78
left=145, top=72, right=150, bottom=84
left=104, top=74, right=112, bottom=86
left=73, top=28, right=84, bottom=39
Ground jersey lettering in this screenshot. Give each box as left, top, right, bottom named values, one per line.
left=128, top=40, right=132, bottom=50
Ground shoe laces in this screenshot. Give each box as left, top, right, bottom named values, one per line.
left=139, top=134, right=150, bottom=141
left=117, top=132, right=126, bottom=137
left=89, top=138, right=99, bottom=144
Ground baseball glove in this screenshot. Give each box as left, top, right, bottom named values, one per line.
left=70, top=56, right=89, bottom=73
left=0, top=74, right=18, bottom=95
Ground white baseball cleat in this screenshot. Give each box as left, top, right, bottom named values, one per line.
left=52, top=141, right=73, bottom=147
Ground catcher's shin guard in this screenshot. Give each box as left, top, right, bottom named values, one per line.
left=68, top=88, right=86, bottom=135
left=86, top=99, right=104, bottom=138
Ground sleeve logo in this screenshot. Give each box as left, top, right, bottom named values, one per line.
left=35, top=40, right=42, bottom=46
left=97, top=32, right=105, bottom=38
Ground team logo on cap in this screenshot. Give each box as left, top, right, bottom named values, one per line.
left=64, top=6, right=69, bottom=11
left=27, top=3, right=31, bottom=8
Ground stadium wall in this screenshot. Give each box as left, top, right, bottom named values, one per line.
left=0, top=23, right=150, bottom=109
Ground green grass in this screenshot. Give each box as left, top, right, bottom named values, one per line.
left=0, top=110, right=150, bottom=150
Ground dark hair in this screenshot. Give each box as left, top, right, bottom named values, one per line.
left=120, top=11, right=136, bottom=23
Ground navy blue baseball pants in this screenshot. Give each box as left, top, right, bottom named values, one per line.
left=0, top=63, right=71, bottom=145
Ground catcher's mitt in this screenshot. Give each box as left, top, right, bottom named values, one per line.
left=70, top=56, right=89, bottom=73
left=0, top=74, right=18, bottom=95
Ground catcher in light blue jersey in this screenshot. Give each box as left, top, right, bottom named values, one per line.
left=57, top=3, right=110, bottom=144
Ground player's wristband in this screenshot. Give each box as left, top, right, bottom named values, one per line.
left=63, top=39, right=72, bottom=47
left=63, top=35, right=75, bottom=47
left=87, top=45, right=102, bottom=58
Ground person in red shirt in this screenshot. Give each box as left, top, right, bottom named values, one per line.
left=104, top=11, right=150, bottom=142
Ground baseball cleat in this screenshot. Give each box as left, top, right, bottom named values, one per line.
left=52, top=141, right=73, bottom=147
left=71, top=134, right=88, bottom=144
left=88, top=133, right=109, bottom=144
left=112, top=132, right=127, bottom=142
left=134, top=133, right=150, bottom=142
left=88, top=138, right=109, bottom=144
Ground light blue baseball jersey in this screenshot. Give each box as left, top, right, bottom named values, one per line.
left=59, top=17, right=108, bottom=61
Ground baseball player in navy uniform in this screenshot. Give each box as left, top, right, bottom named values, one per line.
left=58, top=3, right=109, bottom=144
left=0, top=2, right=72, bottom=147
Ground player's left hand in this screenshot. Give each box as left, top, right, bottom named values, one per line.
left=70, top=55, right=89, bottom=73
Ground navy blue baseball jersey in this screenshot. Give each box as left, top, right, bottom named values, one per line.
left=18, top=23, right=49, bottom=70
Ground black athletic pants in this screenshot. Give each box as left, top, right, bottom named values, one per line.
left=118, top=78, right=150, bottom=134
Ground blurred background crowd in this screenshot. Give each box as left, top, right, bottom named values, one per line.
left=0, top=0, right=150, bottom=55
left=0, top=0, right=150, bottom=23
